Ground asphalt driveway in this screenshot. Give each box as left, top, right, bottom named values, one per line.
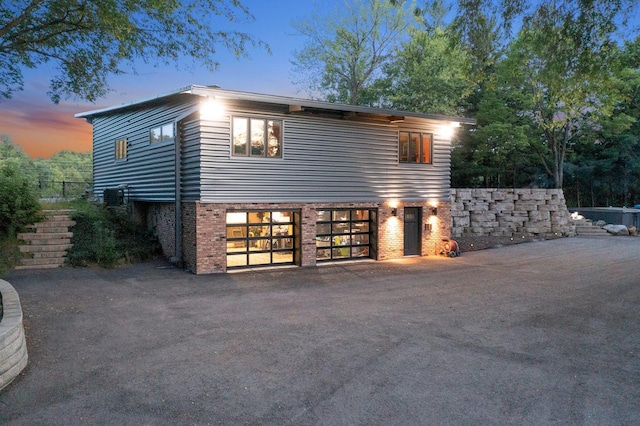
left=1, top=237, right=639, bottom=425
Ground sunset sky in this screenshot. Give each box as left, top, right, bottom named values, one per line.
left=0, top=1, right=315, bottom=158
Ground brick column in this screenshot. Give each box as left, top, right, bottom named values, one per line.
left=182, top=202, right=225, bottom=274
left=300, top=206, right=317, bottom=267
left=378, top=205, right=402, bottom=260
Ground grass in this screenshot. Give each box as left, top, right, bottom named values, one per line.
left=0, top=236, right=20, bottom=278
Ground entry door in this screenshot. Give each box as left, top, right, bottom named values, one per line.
left=404, top=207, right=421, bottom=256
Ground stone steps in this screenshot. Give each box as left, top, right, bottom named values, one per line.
left=572, top=219, right=610, bottom=236
left=16, top=210, right=75, bottom=270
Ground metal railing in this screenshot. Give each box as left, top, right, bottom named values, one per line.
left=38, top=180, right=92, bottom=200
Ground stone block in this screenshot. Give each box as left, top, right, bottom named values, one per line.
left=453, top=217, right=470, bottom=227
left=451, top=209, right=468, bottom=218
left=472, top=188, right=492, bottom=200
left=471, top=211, right=496, bottom=222
left=515, top=201, right=538, bottom=212
left=539, top=203, right=559, bottom=211
left=454, top=189, right=472, bottom=201
left=467, top=202, right=489, bottom=212
left=530, top=190, right=549, bottom=201
left=491, top=190, right=507, bottom=201
left=490, top=202, right=515, bottom=213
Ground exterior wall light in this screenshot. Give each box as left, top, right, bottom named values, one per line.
left=200, top=97, right=225, bottom=120
left=391, top=208, right=397, bottom=216
left=431, top=207, right=438, bottom=216
left=440, top=121, right=461, bottom=139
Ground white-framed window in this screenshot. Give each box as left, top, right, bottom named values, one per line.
left=232, top=117, right=282, bottom=158
left=115, top=138, right=128, bottom=160
left=399, top=131, right=432, bottom=164
left=150, top=123, right=175, bottom=144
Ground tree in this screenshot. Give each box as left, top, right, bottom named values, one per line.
left=483, top=0, right=636, bottom=188
left=0, top=0, right=266, bottom=103
left=291, top=0, right=411, bottom=105
left=564, top=37, right=640, bottom=206
left=378, top=27, right=473, bottom=115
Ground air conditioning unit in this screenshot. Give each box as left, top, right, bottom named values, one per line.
left=104, top=188, right=124, bottom=207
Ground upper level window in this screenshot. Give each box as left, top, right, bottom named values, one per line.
left=115, top=138, right=127, bottom=160
left=233, top=117, right=282, bottom=158
left=399, top=131, right=432, bottom=164
left=150, top=123, right=174, bottom=144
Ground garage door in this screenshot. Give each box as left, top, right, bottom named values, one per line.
left=226, top=210, right=298, bottom=268
left=316, top=209, right=376, bottom=262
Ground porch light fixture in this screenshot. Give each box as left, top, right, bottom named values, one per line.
left=391, top=208, right=397, bottom=216
left=430, top=207, right=438, bottom=216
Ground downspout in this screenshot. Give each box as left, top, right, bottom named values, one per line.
left=173, top=119, right=182, bottom=265
left=172, top=96, right=220, bottom=266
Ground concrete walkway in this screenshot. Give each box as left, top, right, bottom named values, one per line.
left=1, top=237, right=639, bottom=425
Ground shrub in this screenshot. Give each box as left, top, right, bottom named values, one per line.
left=0, top=236, right=20, bottom=278
left=0, top=163, right=42, bottom=236
left=66, top=200, right=160, bottom=268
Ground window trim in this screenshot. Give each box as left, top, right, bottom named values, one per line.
left=399, top=131, right=433, bottom=164
left=232, top=116, right=283, bottom=159
left=114, top=138, right=128, bottom=161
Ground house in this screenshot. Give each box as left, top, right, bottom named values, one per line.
left=76, top=85, right=475, bottom=273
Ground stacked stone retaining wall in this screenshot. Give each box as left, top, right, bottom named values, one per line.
left=451, top=189, right=575, bottom=239
left=0, top=280, right=28, bottom=391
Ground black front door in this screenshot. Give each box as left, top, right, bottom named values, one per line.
left=404, top=207, right=421, bottom=256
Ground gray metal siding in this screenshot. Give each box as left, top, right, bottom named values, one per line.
left=180, top=118, right=202, bottom=201
left=92, top=100, right=198, bottom=201
left=92, top=99, right=452, bottom=203
left=199, top=109, right=452, bottom=203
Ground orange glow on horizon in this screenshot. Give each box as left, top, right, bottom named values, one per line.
left=1, top=102, right=93, bottom=158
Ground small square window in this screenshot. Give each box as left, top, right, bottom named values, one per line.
left=115, top=138, right=127, bottom=160
left=161, top=123, right=174, bottom=141
left=150, top=127, right=161, bottom=143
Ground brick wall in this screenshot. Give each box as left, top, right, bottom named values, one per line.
left=176, top=200, right=451, bottom=274
left=451, top=189, right=575, bottom=238
left=145, top=203, right=175, bottom=259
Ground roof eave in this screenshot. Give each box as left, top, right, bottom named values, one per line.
left=75, top=84, right=477, bottom=125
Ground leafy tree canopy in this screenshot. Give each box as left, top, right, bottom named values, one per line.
left=378, top=27, right=474, bottom=115
left=0, top=0, right=266, bottom=103
left=291, top=0, right=411, bottom=105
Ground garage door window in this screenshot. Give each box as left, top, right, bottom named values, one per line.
left=316, top=209, right=376, bottom=261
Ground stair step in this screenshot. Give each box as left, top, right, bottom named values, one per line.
left=35, top=227, right=71, bottom=233
left=18, top=238, right=71, bottom=246
left=14, top=264, right=64, bottom=270
left=19, top=257, right=66, bottom=266
left=29, top=251, right=69, bottom=259
left=19, top=244, right=74, bottom=253
left=27, top=220, right=75, bottom=229
left=17, top=232, right=73, bottom=240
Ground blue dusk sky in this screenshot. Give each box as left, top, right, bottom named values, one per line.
left=0, top=1, right=317, bottom=158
